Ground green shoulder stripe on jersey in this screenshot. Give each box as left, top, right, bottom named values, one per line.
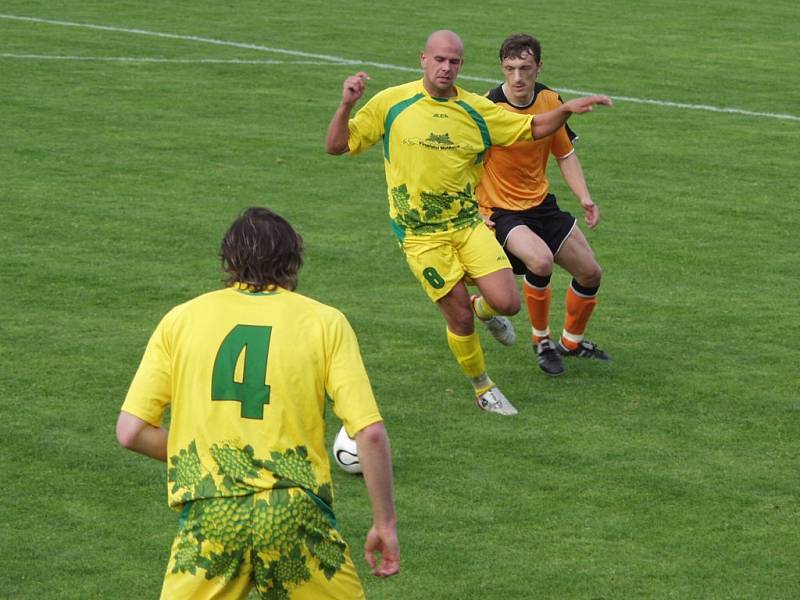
left=383, top=93, right=424, bottom=161
left=455, top=100, right=491, bottom=164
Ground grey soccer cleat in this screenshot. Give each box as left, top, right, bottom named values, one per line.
left=471, top=294, right=516, bottom=346
left=475, top=386, right=518, bottom=416
left=482, top=315, right=516, bottom=346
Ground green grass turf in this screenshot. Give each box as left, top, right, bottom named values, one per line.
left=1, top=1, right=798, bottom=598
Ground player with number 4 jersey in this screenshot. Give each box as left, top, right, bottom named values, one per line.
left=123, top=283, right=380, bottom=507
left=117, top=207, right=399, bottom=600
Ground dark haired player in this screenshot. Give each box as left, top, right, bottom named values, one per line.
left=477, top=33, right=610, bottom=376
left=116, top=207, right=399, bottom=599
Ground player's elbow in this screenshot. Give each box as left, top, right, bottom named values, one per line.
left=116, top=429, right=136, bottom=450
left=325, top=141, right=349, bottom=155
left=116, top=411, right=145, bottom=449
left=355, top=422, right=389, bottom=450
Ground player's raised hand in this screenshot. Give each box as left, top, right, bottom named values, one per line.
left=364, top=525, right=400, bottom=578
left=342, top=71, right=370, bottom=104
left=564, top=94, right=613, bottom=114
left=327, top=71, right=371, bottom=153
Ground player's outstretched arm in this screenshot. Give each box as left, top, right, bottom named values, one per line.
left=325, top=71, right=370, bottom=155
left=116, top=410, right=168, bottom=462
left=356, top=422, right=400, bottom=578
left=532, top=94, right=612, bottom=140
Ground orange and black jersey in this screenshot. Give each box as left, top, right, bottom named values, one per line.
left=477, top=83, right=577, bottom=213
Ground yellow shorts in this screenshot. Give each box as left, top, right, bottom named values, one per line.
left=160, top=489, right=365, bottom=600
left=402, top=222, right=512, bottom=302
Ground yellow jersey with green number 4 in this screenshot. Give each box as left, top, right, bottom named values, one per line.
left=122, top=284, right=382, bottom=510
left=347, top=79, right=534, bottom=239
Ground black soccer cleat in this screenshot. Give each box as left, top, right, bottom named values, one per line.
left=534, top=338, right=565, bottom=376
left=557, top=340, right=610, bottom=361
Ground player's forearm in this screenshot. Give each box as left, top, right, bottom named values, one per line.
left=116, top=411, right=168, bottom=462
left=356, top=422, right=397, bottom=528
left=531, top=104, right=571, bottom=140
left=325, top=102, right=355, bottom=155
left=558, top=153, right=592, bottom=202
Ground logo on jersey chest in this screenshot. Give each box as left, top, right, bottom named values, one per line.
left=403, top=132, right=461, bottom=151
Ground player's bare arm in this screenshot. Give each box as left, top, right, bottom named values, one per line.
left=116, top=410, right=168, bottom=462
left=325, top=71, right=370, bottom=155
left=532, top=94, right=612, bottom=140
left=357, top=422, right=400, bottom=578
left=557, top=152, right=600, bottom=228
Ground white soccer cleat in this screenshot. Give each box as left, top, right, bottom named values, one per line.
left=475, top=386, right=518, bottom=416
left=482, top=315, right=516, bottom=346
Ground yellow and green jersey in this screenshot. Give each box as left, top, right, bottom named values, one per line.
left=122, top=284, right=381, bottom=511
left=347, top=79, right=534, bottom=239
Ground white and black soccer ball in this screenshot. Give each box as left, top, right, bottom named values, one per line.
left=332, top=426, right=361, bottom=474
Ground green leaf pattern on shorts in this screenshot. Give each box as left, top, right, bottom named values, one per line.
left=167, top=441, right=346, bottom=597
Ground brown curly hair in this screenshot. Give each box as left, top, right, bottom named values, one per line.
left=499, top=33, right=542, bottom=63
left=220, top=207, right=304, bottom=292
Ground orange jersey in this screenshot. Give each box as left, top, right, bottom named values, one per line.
left=477, top=83, right=577, bottom=214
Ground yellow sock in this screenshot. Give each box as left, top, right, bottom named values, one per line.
left=472, top=295, right=499, bottom=321
left=446, top=329, right=493, bottom=393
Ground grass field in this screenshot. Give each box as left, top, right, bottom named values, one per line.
left=1, top=2, right=798, bottom=599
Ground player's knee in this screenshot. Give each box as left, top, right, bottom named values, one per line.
left=492, top=293, right=520, bottom=316
left=447, top=306, right=476, bottom=335
left=524, top=254, right=554, bottom=276
left=578, top=263, right=602, bottom=288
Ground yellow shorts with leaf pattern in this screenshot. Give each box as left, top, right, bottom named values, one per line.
left=160, top=488, right=364, bottom=600
left=401, top=222, right=511, bottom=302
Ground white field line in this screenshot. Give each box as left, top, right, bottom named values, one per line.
left=0, top=14, right=359, bottom=63
left=2, top=13, right=799, bottom=122
left=0, top=53, right=338, bottom=66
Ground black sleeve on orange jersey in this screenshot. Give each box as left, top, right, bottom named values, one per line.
left=534, top=81, right=549, bottom=100
left=486, top=85, right=507, bottom=104
left=552, top=88, right=578, bottom=143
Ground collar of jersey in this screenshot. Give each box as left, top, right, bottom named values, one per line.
left=500, top=82, right=536, bottom=109
left=417, top=78, right=462, bottom=102
left=231, top=282, right=282, bottom=296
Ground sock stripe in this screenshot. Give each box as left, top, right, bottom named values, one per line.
left=570, top=279, right=599, bottom=298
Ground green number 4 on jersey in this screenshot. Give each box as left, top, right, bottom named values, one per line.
left=211, top=324, right=272, bottom=420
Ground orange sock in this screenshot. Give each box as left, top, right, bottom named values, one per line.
left=524, top=281, right=551, bottom=343
left=561, top=283, right=597, bottom=350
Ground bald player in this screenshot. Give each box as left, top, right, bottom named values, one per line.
left=326, top=30, right=612, bottom=414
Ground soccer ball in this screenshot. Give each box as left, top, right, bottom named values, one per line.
left=332, top=426, right=361, bottom=474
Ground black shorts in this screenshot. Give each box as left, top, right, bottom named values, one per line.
left=490, top=194, right=577, bottom=275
